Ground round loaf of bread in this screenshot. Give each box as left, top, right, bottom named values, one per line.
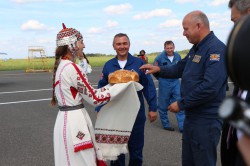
left=108, top=69, right=139, bottom=84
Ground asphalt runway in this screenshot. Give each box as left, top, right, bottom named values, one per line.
left=0, top=67, right=233, bottom=166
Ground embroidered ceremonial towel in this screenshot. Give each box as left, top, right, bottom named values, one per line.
left=95, top=81, right=143, bottom=160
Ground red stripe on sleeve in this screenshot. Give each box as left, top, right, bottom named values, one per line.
left=71, top=63, right=110, bottom=102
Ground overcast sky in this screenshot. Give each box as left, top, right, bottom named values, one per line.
left=0, top=0, right=233, bottom=59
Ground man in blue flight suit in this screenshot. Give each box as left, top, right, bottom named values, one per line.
left=140, top=11, right=227, bottom=166
left=154, top=40, right=185, bottom=132
left=96, top=33, right=157, bottom=166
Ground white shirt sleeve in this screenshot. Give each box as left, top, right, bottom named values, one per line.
left=82, top=59, right=88, bottom=74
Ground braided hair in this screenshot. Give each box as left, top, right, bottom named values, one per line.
left=51, top=45, right=68, bottom=106
left=51, top=23, right=83, bottom=106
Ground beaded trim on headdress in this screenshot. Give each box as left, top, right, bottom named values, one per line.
left=56, top=23, right=83, bottom=47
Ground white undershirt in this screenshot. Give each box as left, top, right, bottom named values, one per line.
left=118, top=60, right=127, bottom=69
left=168, top=56, right=174, bottom=63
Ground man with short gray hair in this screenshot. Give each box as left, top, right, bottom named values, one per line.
left=229, top=0, right=250, bottom=22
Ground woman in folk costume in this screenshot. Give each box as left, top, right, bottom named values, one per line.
left=51, top=23, right=114, bottom=166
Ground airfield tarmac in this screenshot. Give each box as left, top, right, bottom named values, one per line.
left=0, top=67, right=233, bottom=166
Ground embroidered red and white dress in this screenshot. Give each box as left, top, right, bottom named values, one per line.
left=53, top=59, right=111, bottom=166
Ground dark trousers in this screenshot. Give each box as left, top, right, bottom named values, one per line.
left=182, top=116, right=222, bottom=166
left=110, top=122, right=145, bottom=166
left=220, top=122, right=247, bottom=166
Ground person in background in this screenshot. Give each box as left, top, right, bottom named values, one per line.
left=78, top=52, right=92, bottom=74
left=96, top=33, right=157, bottom=166
left=137, top=50, right=148, bottom=64
left=153, top=40, right=185, bottom=132
left=220, top=0, right=250, bottom=165
left=140, top=11, right=227, bottom=166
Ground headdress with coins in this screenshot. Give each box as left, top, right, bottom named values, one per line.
left=56, top=23, right=83, bottom=55
left=51, top=24, right=83, bottom=106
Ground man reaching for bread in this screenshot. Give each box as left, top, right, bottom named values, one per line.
left=96, top=33, right=157, bottom=166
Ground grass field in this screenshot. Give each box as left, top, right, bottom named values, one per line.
left=0, top=56, right=112, bottom=71
left=0, top=53, right=186, bottom=71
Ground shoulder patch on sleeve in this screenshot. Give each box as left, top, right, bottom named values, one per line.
left=210, top=54, right=220, bottom=61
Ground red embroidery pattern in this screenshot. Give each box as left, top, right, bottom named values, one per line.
left=53, top=80, right=60, bottom=88
left=72, top=63, right=111, bottom=103
left=95, top=134, right=129, bottom=144
left=57, top=28, right=79, bottom=39
left=70, top=86, right=78, bottom=99
left=76, top=131, right=85, bottom=140
left=74, top=141, right=93, bottom=152
left=63, top=112, right=71, bottom=165
left=96, top=159, right=107, bottom=166
left=95, top=128, right=131, bottom=133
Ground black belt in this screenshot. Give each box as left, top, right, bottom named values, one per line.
left=58, top=104, right=85, bottom=111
